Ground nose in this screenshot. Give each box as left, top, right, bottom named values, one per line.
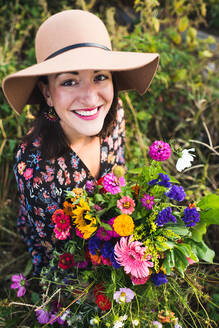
left=77, top=81, right=99, bottom=107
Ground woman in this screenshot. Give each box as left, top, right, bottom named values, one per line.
left=2, top=10, right=159, bottom=274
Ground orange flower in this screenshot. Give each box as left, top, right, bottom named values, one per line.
left=89, top=251, right=102, bottom=265
left=158, top=310, right=175, bottom=323
left=131, top=184, right=140, bottom=199
left=63, top=201, right=75, bottom=216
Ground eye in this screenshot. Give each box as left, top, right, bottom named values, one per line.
left=94, top=74, right=109, bottom=82
left=61, top=79, right=77, bottom=86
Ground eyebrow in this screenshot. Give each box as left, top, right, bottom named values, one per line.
left=55, top=70, right=101, bottom=78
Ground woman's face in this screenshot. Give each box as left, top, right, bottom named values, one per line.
left=40, top=69, right=114, bottom=142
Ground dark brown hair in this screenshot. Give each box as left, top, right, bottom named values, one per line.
left=22, top=74, right=118, bottom=159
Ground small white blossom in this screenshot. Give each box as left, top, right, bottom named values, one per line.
left=60, top=309, right=70, bottom=321
left=152, top=321, right=163, bottom=328
left=176, top=148, right=195, bottom=172
left=113, top=315, right=128, bottom=328
left=90, top=317, right=100, bottom=325
left=120, top=315, right=128, bottom=322
left=132, top=319, right=140, bottom=326
left=113, top=321, right=124, bottom=328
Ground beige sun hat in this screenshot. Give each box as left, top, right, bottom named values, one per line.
left=2, top=9, right=159, bottom=115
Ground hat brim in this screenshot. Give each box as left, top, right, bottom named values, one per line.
left=2, top=47, right=159, bottom=114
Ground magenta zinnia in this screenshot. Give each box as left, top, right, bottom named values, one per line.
left=149, top=140, right=171, bottom=161
left=102, top=173, right=125, bottom=194
left=114, top=236, right=154, bottom=278
left=117, top=196, right=135, bottom=214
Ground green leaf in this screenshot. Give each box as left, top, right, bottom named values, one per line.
left=128, top=168, right=143, bottom=174
left=195, top=240, right=215, bottom=263
left=94, top=193, right=104, bottom=202
left=191, top=222, right=207, bottom=242
left=163, top=250, right=175, bottom=275
left=174, top=249, right=189, bottom=276
left=31, top=292, right=41, bottom=305
left=165, top=224, right=189, bottom=236
left=23, top=258, right=33, bottom=276
left=198, top=194, right=219, bottom=210
left=99, top=222, right=112, bottom=231
left=175, top=243, right=198, bottom=262
left=197, top=194, right=219, bottom=225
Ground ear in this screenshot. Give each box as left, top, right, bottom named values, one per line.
left=38, top=81, right=53, bottom=107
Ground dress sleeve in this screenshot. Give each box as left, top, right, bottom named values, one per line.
left=14, top=144, right=60, bottom=274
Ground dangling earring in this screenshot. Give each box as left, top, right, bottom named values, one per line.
left=44, top=107, right=59, bottom=122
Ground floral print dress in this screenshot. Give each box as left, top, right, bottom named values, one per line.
left=14, top=106, right=125, bottom=274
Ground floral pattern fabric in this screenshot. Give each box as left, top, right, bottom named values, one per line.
left=14, top=106, right=125, bottom=274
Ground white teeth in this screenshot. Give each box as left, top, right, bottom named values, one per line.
left=75, top=108, right=98, bottom=116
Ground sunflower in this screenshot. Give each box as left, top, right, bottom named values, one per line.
left=72, top=198, right=97, bottom=239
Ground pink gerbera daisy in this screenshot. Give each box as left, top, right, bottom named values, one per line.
left=117, top=196, right=135, bottom=215
left=114, top=236, right=154, bottom=278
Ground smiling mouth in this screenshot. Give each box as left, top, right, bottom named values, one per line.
left=72, top=106, right=102, bottom=118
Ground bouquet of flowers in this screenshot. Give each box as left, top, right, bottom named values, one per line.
left=7, top=141, right=219, bottom=328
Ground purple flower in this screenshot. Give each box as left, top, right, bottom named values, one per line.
left=88, top=236, right=101, bottom=255
left=151, top=272, right=168, bottom=286
left=85, top=180, right=95, bottom=193
left=141, top=194, right=155, bottom=210
left=182, top=207, right=200, bottom=227
left=148, top=178, right=159, bottom=186
left=96, top=226, right=113, bottom=241
left=156, top=207, right=176, bottom=226
left=165, top=185, right=186, bottom=202
left=35, top=309, right=51, bottom=324
left=11, top=273, right=29, bottom=297
left=102, top=173, right=125, bottom=194
left=101, top=242, right=120, bottom=268
left=149, top=140, right=171, bottom=161
left=148, top=173, right=172, bottom=188
left=101, top=241, right=114, bottom=258
left=113, top=287, right=135, bottom=303
left=158, top=173, right=172, bottom=188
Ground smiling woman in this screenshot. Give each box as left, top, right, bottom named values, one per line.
left=2, top=9, right=159, bottom=274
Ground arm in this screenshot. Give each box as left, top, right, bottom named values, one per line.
left=14, top=144, right=60, bottom=274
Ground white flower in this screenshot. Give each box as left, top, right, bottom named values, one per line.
left=113, top=315, right=128, bottom=328
left=120, top=315, right=128, bottom=322
left=132, top=319, right=140, bottom=326
left=113, top=321, right=124, bottom=328
left=60, top=309, right=70, bottom=321
left=152, top=321, right=163, bottom=328
left=90, top=317, right=100, bottom=325
left=176, top=148, right=195, bottom=172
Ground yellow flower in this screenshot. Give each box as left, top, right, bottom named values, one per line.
left=75, top=213, right=97, bottom=239
left=72, top=198, right=97, bottom=239
left=70, top=188, right=84, bottom=204
left=72, top=198, right=90, bottom=219
left=113, top=214, right=134, bottom=236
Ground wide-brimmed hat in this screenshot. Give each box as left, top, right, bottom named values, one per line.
left=2, top=10, right=159, bottom=114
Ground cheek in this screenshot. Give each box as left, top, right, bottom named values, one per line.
left=104, top=83, right=114, bottom=106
